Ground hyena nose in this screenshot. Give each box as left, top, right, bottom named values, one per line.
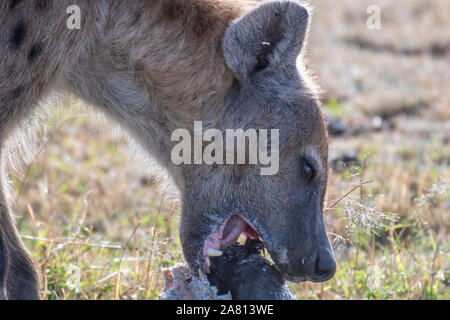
left=313, top=249, right=336, bottom=281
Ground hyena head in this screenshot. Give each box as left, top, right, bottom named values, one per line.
left=178, top=1, right=336, bottom=283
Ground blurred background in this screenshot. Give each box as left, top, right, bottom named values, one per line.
left=13, top=0, right=449, bottom=299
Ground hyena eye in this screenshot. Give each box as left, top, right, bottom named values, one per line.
left=301, top=158, right=315, bottom=183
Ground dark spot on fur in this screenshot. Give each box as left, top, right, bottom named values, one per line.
left=161, top=1, right=186, bottom=21
left=191, top=6, right=214, bottom=37
left=28, top=42, right=43, bottom=62
left=9, top=0, right=22, bottom=10
left=161, top=0, right=235, bottom=38
left=10, top=86, right=24, bottom=100
left=131, top=11, right=142, bottom=26
left=10, top=21, right=26, bottom=49
left=134, top=61, right=146, bottom=75
left=35, top=0, right=49, bottom=10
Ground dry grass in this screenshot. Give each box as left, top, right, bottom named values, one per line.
left=9, top=0, right=450, bottom=299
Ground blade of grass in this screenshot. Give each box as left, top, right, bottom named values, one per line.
left=114, top=222, right=141, bottom=300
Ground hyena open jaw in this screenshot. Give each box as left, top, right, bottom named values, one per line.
left=0, top=0, right=335, bottom=299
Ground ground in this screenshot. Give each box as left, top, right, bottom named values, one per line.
left=12, top=0, right=449, bottom=299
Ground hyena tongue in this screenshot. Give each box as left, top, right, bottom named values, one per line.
left=220, top=215, right=248, bottom=247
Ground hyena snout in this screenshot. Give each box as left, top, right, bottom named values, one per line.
left=310, top=244, right=336, bottom=282
left=272, top=228, right=336, bottom=283
left=280, top=246, right=336, bottom=283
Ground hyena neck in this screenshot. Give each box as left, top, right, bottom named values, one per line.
left=125, top=0, right=245, bottom=125
left=66, top=0, right=247, bottom=188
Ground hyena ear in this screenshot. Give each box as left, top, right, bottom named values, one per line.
left=223, top=1, right=309, bottom=82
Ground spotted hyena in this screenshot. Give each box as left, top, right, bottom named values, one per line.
left=0, top=0, right=335, bottom=299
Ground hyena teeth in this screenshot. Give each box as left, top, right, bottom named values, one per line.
left=206, top=248, right=223, bottom=257
left=205, top=257, right=211, bottom=274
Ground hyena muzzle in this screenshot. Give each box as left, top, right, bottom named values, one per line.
left=0, top=0, right=335, bottom=299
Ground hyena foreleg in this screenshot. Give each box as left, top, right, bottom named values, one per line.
left=0, top=0, right=106, bottom=299
left=0, top=150, right=40, bottom=300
